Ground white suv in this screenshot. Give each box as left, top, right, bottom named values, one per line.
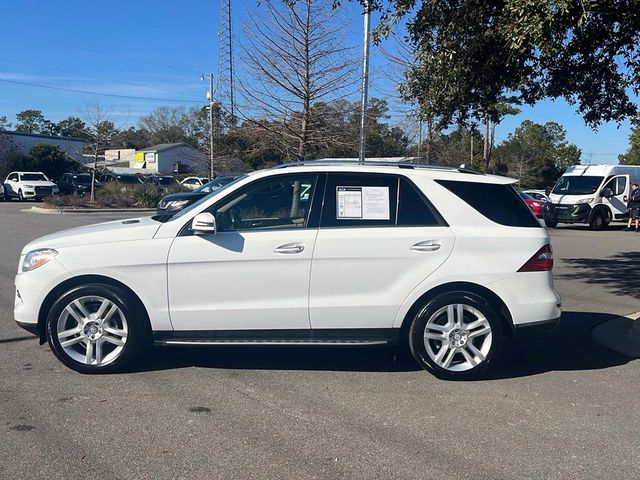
left=14, top=162, right=561, bottom=380
left=4, top=171, right=59, bottom=201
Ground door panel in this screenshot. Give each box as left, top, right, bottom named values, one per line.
left=167, top=230, right=317, bottom=330
left=309, top=227, right=454, bottom=329
left=602, top=175, right=629, bottom=217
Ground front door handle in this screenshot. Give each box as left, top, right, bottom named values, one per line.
left=411, top=240, right=441, bottom=252
left=274, top=242, right=305, bottom=254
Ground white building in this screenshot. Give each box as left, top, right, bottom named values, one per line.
left=1, top=131, right=84, bottom=162
left=105, top=148, right=136, bottom=164
left=132, top=143, right=207, bottom=174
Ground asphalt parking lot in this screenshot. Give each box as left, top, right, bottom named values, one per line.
left=0, top=201, right=638, bottom=480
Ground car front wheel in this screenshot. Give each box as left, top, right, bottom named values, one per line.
left=46, top=284, right=148, bottom=374
left=409, top=291, right=503, bottom=380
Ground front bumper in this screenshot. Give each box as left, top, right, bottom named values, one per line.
left=544, top=203, right=590, bottom=223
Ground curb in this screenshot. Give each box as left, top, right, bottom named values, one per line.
left=25, top=206, right=156, bottom=215
left=591, top=311, right=640, bottom=358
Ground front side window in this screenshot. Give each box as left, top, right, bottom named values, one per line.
left=213, top=175, right=318, bottom=232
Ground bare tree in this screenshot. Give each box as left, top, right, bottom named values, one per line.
left=240, top=0, right=357, bottom=160
left=80, top=100, right=116, bottom=202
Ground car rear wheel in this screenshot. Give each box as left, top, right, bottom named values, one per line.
left=46, top=284, right=148, bottom=374
left=545, top=220, right=558, bottom=228
left=589, top=212, right=605, bottom=230
left=409, top=291, right=503, bottom=380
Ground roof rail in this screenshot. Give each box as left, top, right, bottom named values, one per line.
left=272, top=160, right=483, bottom=175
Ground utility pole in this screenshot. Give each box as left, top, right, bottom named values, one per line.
left=358, top=0, right=371, bottom=164
left=208, top=73, right=215, bottom=179
left=417, top=117, right=423, bottom=162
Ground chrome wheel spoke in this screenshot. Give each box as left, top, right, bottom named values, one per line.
left=465, top=317, right=487, bottom=331
left=65, top=305, right=85, bottom=324
left=427, top=323, right=448, bottom=333
left=58, top=327, right=81, bottom=340
left=102, top=334, right=125, bottom=347
left=73, top=299, right=91, bottom=318
left=60, top=336, right=84, bottom=348
left=434, top=342, right=450, bottom=365
left=466, top=342, right=485, bottom=362
left=468, top=325, right=491, bottom=339
left=101, top=304, right=119, bottom=324
left=460, top=346, right=478, bottom=366
left=95, top=340, right=104, bottom=364
left=424, top=331, right=446, bottom=340
left=446, top=305, right=455, bottom=327
left=455, top=304, right=464, bottom=326
left=94, top=299, right=112, bottom=321
left=85, top=341, right=94, bottom=365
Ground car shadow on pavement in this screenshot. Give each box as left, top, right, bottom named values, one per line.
left=128, top=311, right=632, bottom=378
left=484, top=311, right=632, bottom=380
left=558, top=252, right=640, bottom=298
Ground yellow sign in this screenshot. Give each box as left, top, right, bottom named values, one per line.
left=135, top=152, right=144, bottom=161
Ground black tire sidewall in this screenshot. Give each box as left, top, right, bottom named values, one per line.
left=545, top=220, right=558, bottom=228
left=590, top=213, right=604, bottom=230
left=46, top=283, right=147, bottom=374
left=409, top=291, right=503, bottom=380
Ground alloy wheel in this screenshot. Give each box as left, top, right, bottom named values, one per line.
left=423, top=303, right=493, bottom=372
left=56, top=295, right=128, bottom=366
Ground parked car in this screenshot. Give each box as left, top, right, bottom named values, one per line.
left=522, top=189, right=549, bottom=202
left=58, top=173, right=102, bottom=196
left=98, top=173, right=143, bottom=188
left=143, top=175, right=178, bottom=191
left=4, top=171, right=59, bottom=201
left=156, top=175, right=238, bottom=218
left=14, top=161, right=560, bottom=380
left=180, top=176, right=209, bottom=190
left=519, top=192, right=545, bottom=218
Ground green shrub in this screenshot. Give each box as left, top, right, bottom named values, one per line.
left=43, top=195, right=89, bottom=208
left=132, top=185, right=164, bottom=208
left=96, top=183, right=135, bottom=208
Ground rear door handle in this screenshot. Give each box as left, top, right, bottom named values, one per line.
left=274, top=242, right=305, bottom=254
left=411, top=240, right=441, bottom=252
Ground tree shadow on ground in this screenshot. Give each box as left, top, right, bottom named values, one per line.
left=129, top=311, right=632, bottom=379
left=558, top=251, right=640, bottom=298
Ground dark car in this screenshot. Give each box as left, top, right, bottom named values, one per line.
left=58, top=173, right=102, bottom=195
left=156, top=175, right=238, bottom=218
left=144, top=175, right=178, bottom=191
left=99, top=173, right=144, bottom=188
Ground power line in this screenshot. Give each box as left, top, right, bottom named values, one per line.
left=0, top=78, right=204, bottom=104
left=0, top=58, right=201, bottom=101
left=0, top=27, right=202, bottom=75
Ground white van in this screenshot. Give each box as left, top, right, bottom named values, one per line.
left=544, top=164, right=640, bottom=230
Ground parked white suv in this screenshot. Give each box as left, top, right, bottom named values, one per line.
left=14, top=162, right=561, bottom=379
left=4, top=171, right=59, bottom=201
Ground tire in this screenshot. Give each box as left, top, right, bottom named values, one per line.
left=46, top=283, right=149, bottom=374
left=589, top=212, right=605, bottom=230
left=409, top=291, right=503, bottom=380
left=18, top=189, right=24, bottom=202
left=545, top=220, right=558, bottom=228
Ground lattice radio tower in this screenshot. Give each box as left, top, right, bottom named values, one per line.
left=216, top=0, right=235, bottom=119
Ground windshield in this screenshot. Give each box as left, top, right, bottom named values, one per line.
left=195, top=177, right=235, bottom=194
left=20, top=173, right=47, bottom=181
left=168, top=175, right=248, bottom=222
left=118, top=175, right=142, bottom=184
left=552, top=176, right=604, bottom=195
left=74, top=174, right=92, bottom=184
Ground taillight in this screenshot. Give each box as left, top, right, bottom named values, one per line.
left=518, top=244, right=553, bottom=272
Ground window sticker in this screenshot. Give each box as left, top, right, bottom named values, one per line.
left=337, top=187, right=363, bottom=218
left=336, top=186, right=390, bottom=220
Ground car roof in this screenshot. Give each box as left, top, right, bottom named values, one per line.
left=264, top=161, right=516, bottom=185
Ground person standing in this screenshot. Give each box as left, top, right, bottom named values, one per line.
left=624, top=183, right=640, bottom=232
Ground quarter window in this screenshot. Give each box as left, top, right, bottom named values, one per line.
left=213, top=175, right=318, bottom=232
left=398, top=178, right=442, bottom=226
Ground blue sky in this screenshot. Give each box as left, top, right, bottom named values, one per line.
left=0, top=0, right=632, bottom=164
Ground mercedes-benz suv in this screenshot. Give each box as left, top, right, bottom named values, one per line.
left=14, top=162, right=561, bottom=380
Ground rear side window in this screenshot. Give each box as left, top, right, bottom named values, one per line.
left=398, top=178, right=443, bottom=226
left=436, top=180, right=540, bottom=227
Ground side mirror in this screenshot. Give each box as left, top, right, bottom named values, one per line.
left=545, top=186, right=551, bottom=196
left=601, top=187, right=613, bottom=198
left=192, top=212, right=216, bottom=234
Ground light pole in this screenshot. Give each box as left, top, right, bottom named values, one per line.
left=358, top=0, right=371, bottom=164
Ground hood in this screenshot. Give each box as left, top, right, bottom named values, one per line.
left=548, top=193, right=592, bottom=205
left=21, top=180, right=57, bottom=187
left=161, top=191, right=207, bottom=202
left=22, top=216, right=161, bottom=253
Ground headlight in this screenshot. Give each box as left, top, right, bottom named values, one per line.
left=575, top=198, right=593, bottom=205
left=22, top=249, right=58, bottom=272
left=168, top=199, right=190, bottom=208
